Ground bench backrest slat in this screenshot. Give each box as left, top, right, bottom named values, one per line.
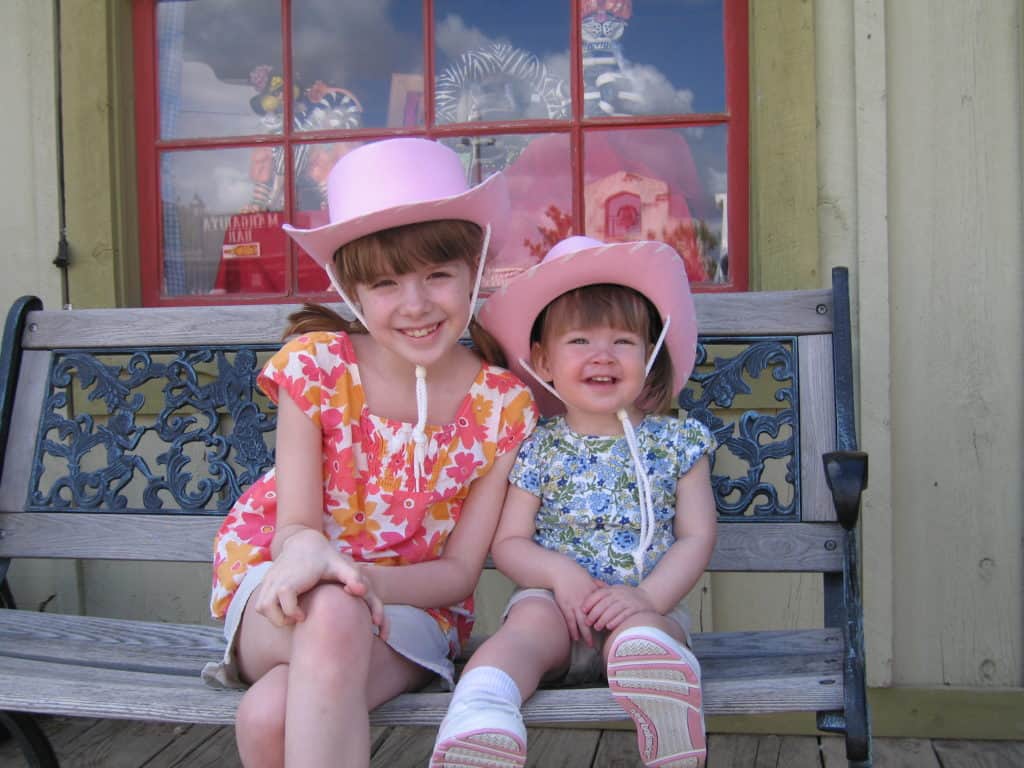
left=19, top=290, right=834, bottom=351
left=798, top=334, right=837, bottom=522
left=0, top=512, right=845, bottom=572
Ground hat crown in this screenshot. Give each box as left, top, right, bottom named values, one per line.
left=326, top=138, right=471, bottom=226
left=541, top=235, right=606, bottom=265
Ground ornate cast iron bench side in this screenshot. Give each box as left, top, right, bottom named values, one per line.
left=0, top=268, right=870, bottom=767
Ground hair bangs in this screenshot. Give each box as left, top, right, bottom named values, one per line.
left=333, top=219, right=483, bottom=289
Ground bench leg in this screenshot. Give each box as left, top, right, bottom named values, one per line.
left=0, top=712, right=59, bottom=768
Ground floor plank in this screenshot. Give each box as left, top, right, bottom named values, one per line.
left=6, top=716, right=1024, bottom=768
left=157, top=725, right=242, bottom=768
left=932, top=739, right=1024, bottom=768
left=708, top=733, right=760, bottom=766
left=529, top=727, right=602, bottom=767
left=591, top=729, right=645, bottom=767
left=871, top=737, right=942, bottom=767
left=371, top=725, right=435, bottom=767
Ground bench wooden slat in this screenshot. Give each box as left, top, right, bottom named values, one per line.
left=0, top=624, right=844, bottom=724
left=0, top=512, right=845, bottom=572
left=0, top=608, right=843, bottom=672
left=0, top=350, right=50, bottom=513
left=19, top=291, right=834, bottom=350
left=799, top=334, right=838, bottom=522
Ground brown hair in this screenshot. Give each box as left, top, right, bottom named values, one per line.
left=531, top=283, right=674, bottom=413
left=283, top=219, right=507, bottom=366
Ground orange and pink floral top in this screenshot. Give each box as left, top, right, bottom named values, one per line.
left=210, top=331, right=537, bottom=650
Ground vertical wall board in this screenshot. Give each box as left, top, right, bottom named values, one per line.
left=60, top=0, right=118, bottom=309
left=750, top=0, right=820, bottom=291
left=852, top=0, right=896, bottom=687
left=887, top=0, right=1023, bottom=687
left=0, top=1, right=63, bottom=312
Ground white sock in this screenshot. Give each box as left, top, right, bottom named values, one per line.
left=452, top=665, right=522, bottom=708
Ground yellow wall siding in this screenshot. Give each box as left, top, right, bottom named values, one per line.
left=60, top=0, right=137, bottom=309
left=0, top=1, right=63, bottom=312
left=886, top=0, right=1023, bottom=687
left=749, top=0, right=820, bottom=292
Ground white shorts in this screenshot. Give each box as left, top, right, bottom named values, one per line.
left=502, top=587, right=693, bottom=686
left=201, top=561, right=459, bottom=690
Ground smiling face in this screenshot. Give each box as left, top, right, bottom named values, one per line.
left=530, top=283, right=671, bottom=434
left=533, top=322, right=648, bottom=433
left=334, top=219, right=482, bottom=369
left=353, top=258, right=474, bottom=369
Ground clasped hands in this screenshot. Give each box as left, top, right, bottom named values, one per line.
left=551, top=561, right=656, bottom=647
left=253, top=528, right=389, bottom=640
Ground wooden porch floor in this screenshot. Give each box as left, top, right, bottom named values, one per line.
left=2, top=716, right=1023, bottom=767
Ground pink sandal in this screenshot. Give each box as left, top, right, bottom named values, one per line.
left=607, top=626, right=707, bottom=768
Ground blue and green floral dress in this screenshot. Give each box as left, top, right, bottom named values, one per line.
left=509, top=414, right=716, bottom=585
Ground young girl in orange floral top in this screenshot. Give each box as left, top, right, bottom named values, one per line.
left=204, top=138, right=537, bottom=768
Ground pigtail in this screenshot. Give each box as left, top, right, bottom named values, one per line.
left=283, top=303, right=364, bottom=339
left=468, top=317, right=508, bottom=368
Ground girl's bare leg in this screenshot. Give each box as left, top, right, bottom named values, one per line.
left=234, top=582, right=432, bottom=768
left=463, top=596, right=572, bottom=700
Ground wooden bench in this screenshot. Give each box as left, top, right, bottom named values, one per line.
left=0, top=268, right=871, bottom=767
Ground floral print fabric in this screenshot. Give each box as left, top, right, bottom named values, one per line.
left=510, top=414, right=716, bottom=586
left=210, top=331, right=537, bottom=651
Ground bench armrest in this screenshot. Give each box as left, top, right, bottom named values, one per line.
left=823, top=450, right=868, bottom=531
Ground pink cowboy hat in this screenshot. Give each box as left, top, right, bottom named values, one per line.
left=478, top=235, right=697, bottom=417
left=282, top=138, right=509, bottom=268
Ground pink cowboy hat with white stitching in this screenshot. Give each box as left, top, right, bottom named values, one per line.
left=282, top=138, right=508, bottom=268
left=478, top=235, right=697, bottom=417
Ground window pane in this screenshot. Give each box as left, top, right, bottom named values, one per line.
left=291, top=1, right=424, bottom=130
left=583, top=126, right=728, bottom=284
left=581, top=0, right=724, bottom=117
left=160, top=148, right=286, bottom=297
left=434, top=1, right=571, bottom=124
left=438, top=134, right=572, bottom=291
left=158, top=0, right=282, bottom=139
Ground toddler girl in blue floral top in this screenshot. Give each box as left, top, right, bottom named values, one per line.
left=431, top=236, right=717, bottom=768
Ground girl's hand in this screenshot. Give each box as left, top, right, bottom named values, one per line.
left=582, top=583, right=658, bottom=632
left=550, top=562, right=603, bottom=646
left=255, top=528, right=364, bottom=626
left=349, top=564, right=389, bottom=642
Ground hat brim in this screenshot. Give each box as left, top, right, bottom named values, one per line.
left=282, top=171, right=509, bottom=268
left=478, top=241, right=697, bottom=417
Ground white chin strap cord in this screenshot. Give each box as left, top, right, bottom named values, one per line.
left=519, top=315, right=671, bottom=579
left=322, top=224, right=491, bottom=492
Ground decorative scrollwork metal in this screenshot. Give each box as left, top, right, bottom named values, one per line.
left=29, top=347, right=277, bottom=515
left=679, top=337, right=799, bottom=520
left=29, top=338, right=800, bottom=521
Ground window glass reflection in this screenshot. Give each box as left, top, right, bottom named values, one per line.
left=434, top=1, right=570, bottom=124
left=438, top=134, right=571, bottom=290
left=161, top=148, right=287, bottom=297
left=292, top=0, right=424, bottom=129
left=581, top=0, right=724, bottom=117
left=583, top=126, right=728, bottom=284
left=158, top=0, right=282, bottom=139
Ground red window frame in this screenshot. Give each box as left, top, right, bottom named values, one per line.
left=133, top=0, right=748, bottom=306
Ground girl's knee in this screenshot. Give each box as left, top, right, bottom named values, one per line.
left=294, top=582, right=375, bottom=657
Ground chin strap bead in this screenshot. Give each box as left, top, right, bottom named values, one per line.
left=618, top=408, right=655, bottom=580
